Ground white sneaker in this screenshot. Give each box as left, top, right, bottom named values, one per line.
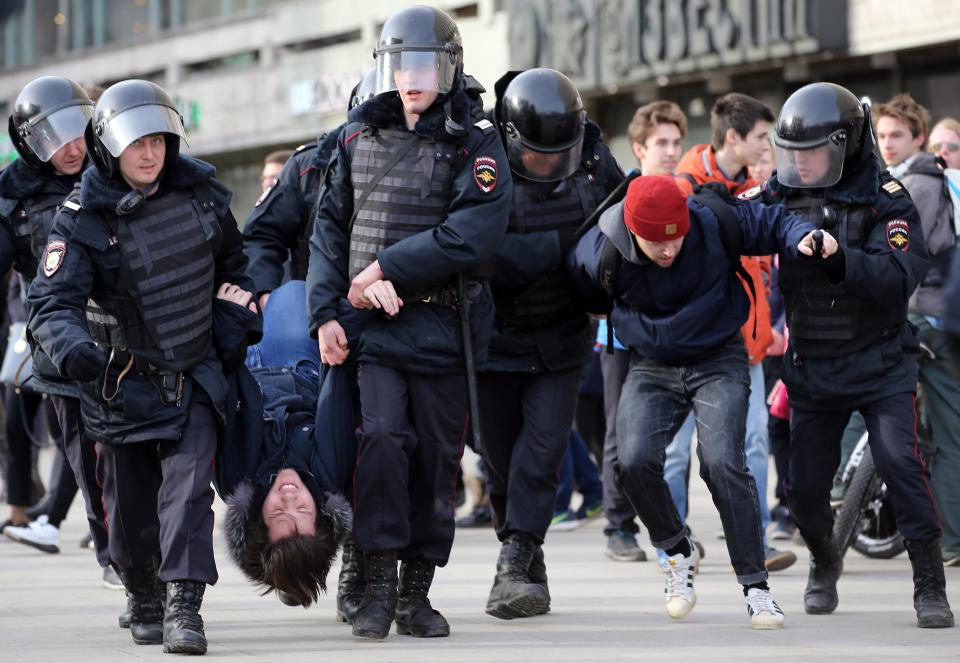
left=660, top=541, right=699, bottom=619
left=745, top=587, right=785, bottom=629
left=4, top=515, right=60, bottom=553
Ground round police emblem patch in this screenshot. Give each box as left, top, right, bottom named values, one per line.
left=737, top=184, right=762, bottom=200
left=474, top=156, right=498, bottom=193
left=886, top=219, right=910, bottom=251
left=43, top=240, right=67, bottom=277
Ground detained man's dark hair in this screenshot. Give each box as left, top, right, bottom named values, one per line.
left=710, top=93, right=775, bottom=151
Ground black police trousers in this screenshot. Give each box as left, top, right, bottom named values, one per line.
left=95, top=399, right=218, bottom=583
left=787, top=391, right=942, bottom=543
left=478, top=367, right=582, bottom=543
left=52, top=396, right=111, bottom=567
left=353, top=363, right=467, bottom=566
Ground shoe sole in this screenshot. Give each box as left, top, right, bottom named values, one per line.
left=751, top=616, right=785, bottom=630
left=666, top=596, right=696, bottom=620
left=162, top=641, right=207, bottom=654
left=4, top=531, right=59, bottom=554
left=764, top=552, right=798, bottom=573
left=395, top=622, right=450, bottom=637
left=352, top=627, right=390, bottom=640
left=485, top=593, right=551, bottom=620
left=102, top=580, right=124, bottom=591
left=918, top=616, right=955, bottom=628
left=604, top=549, right=647, bottom=562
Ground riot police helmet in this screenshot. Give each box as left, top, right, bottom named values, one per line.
left=774, top=82, right=868, bottom=188
left=349, top=68, right=377, bottom=112
left=373, top=5, right=462, bottom=96
left=496, top=68, right=586, bottom=182
left=86, top=80, right=187, bottom=180
left=8, top=76, right=93, bottom=170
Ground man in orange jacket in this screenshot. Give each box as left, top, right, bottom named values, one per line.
left=673, top=93, right=796, bottom=572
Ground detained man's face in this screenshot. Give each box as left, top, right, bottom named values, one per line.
left=118, top=133, right=166, bottom=189
left=262, top=468, right=317, bottom=543
left=394, top=65, right=440, bottom=116
left=632, top=233, right=685, bottom=268
left=633, top=122, right=683, bottom=175
left=48, top=137, right=86, bottom=176
left=791, top=145, right=833, bottom=186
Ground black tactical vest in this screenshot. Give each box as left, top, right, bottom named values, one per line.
left=494, top=172, right=595, bottom=327
left=778, top=193, right=899, bottom=355
left=348, top=128, right=455, bottom=279
left=12, top=192, right=64, bottom=283
left=86, top=190, right=219, bottom=372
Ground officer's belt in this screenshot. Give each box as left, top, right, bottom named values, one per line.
left=420, top=279, right=483, bottom=308
left=101, top=346, right=184, bottom=406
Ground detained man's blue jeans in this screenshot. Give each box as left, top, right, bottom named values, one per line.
left=615, top=338, right=767, bottom=584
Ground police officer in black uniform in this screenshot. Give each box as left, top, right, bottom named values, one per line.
left=750, top=82, right=954, bottom=628
left=2, top=77, right=118, bottom=576
left=479, top=68, right=623, bottom=620
left=307, top=5, right=511, bottom=640
left=243, top=68, right=376, bottom=310
left=27, top=80, right=260, bottom=654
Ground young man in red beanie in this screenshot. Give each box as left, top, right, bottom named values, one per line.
left=567, top=174, right=836, bottom=629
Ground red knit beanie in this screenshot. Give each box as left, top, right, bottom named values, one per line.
left=623, top=175, right=690, bottom=241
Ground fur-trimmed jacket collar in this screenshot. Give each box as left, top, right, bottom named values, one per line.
left=346, top=74, right=484, bottom=145
left=0, top=157, right=78, bottom=201
left=79, top=154, right=231, bottom=215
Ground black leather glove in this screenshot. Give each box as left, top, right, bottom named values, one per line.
left=63, top=343, right=107, bottom=382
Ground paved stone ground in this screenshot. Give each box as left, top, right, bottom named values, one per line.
left=1, top=449, right=957, bottom=661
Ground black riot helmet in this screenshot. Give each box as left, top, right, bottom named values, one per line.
left=373, top=5, right=463, bottom=96
left=773, top=82, right=870, bottom=188
left=495, top=68, right=586, bottom=182
left=348, top=68, right=377, bottom=112
left=85, top=79, right=187, bottom=181
left=8, top=76, right=93, bottom=170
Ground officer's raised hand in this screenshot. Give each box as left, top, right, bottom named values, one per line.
left=64, top=343, right=107, bottom=381
left=317, top=319, right=350, bottom=366
left=797, top=229, right=839, bottom=258
left=348, top=260, right=384, bottom=309
left=216, top=282, right=258, bottom=312
left=364, top=280, right=404, bottom=317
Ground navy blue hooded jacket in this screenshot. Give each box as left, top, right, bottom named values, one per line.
left=567, top=194, right=814, bottom=364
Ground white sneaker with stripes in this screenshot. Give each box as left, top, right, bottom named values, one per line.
left=745, top=587, right=785, bottom=629
left=660, top=541, right=699, bottom=619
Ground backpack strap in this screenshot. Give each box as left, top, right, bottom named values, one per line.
left=691, top=188, right=758, bottom=339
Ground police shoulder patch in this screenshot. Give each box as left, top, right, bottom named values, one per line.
left=255, top=180, right=277, bottom=207
left=474, top=156, right=498, bottom=193
left=473, top=118, right=495, bottom=134
left=886, top=219, right=910, bottom=251
left=881, top=179, right=904, bottom=196
left=43, top=240, right=67, bottom=277
left=737, top=184, right=763, bottom=201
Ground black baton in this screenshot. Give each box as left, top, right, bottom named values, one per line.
left=457, top=272, right=483, bottom=454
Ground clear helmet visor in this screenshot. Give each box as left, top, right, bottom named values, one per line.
left=506, top=136, right=583, bottom=183
left=97, top=104, right=187, bottom=158
left=374, top=48, right=457, bottom=95
left=774, top=131, right=847, bottom=188
left=20, top=104, right=93, bottom=162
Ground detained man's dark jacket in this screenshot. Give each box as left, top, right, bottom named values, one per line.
left=306, top=80, right=512, bottom=374
left=26, top=155, right=260, bottom=443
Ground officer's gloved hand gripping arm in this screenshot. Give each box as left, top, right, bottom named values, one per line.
left=25, top=214, right=101, bottom=380
left=307, top=134, right=353, bottom=367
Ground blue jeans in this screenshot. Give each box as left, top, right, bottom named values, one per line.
left=555, top=429, right=604, bottom=514
left=662, top=362, right=771, bottom=548
left=615, top=339, right=767, bottom=584
left=245, top=280, right=320, bottom=377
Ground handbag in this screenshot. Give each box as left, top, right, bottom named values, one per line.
left=0, top=321, right=37, bottom=394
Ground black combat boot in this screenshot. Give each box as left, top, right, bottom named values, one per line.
left=395, top=557, right=450, bottom=637
left=803, top=534, right=843, bottom=615
left=116, top=566, right=164, bottom=645
left=906, top=539, right=955, bottom=628
left=162, top=581, right=207, bottom=655
left=485, top=532, right=550, bottom=620
left=336, top=539, right=365, bottom=623
left=527, top=544, right=551, bottom=613
left=351, top=550, right=398, bottom=640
